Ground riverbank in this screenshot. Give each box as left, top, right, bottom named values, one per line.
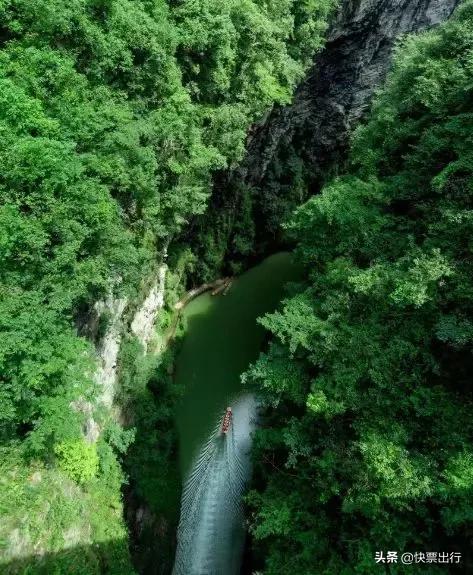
left=122, top=253, right=302, bottom=574
left=172, top=253, right=303, bottom=571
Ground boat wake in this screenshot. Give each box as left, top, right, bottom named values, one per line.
left=172, top=394, right=257, bottom=575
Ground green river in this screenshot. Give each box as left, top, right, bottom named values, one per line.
left=174, top=252, right=302, bottom=476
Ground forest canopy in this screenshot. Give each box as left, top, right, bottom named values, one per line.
left=3, top=0, right=472, bottom=573
left=0, top=1, right=336, bottom=570
left=0, top=0, right=335, bottom=450
left=245, top=2, right=473, bottom=572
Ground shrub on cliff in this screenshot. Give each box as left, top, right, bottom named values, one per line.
left=55, top=439, right=99, bottom=485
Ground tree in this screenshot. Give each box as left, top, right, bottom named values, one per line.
left=245, top=3, right=473, bottom=572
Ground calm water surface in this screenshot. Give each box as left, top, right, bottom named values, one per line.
left=175, top=252, right=302, bottom=476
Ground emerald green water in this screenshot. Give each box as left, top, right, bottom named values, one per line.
left=175, top=252, right=302, bottom=476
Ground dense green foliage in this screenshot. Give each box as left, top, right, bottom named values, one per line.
left=245, top=3, right=473, bottom=573
left=55, top=439, right=100, bottom=484
left=0, top=0, right=336, bottom=570
left=175, top=0, right=336, bottom=281
left=117, top=332, right=184, bottom=573
left=0, top=0, right=335, bottom=453
left=0, top=440, right=135, bottom=574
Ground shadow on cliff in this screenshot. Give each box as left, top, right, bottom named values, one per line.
left=117, top=317, right=195, bottom=575
left=0, top=539, right=135, bottom=575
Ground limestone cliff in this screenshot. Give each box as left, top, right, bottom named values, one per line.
left=240, top=0, right=461, bottom=190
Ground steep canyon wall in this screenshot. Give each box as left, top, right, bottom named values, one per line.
left=239, top=0, right=461, bottom=189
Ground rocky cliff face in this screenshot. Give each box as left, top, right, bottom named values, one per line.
left=241, top=0, right=461, bottom=190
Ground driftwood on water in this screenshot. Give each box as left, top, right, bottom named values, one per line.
left=211, top=278, right=233, bottom=296
left=174, top=277, right=232, bottom=310
left=222, top=280, right=233, bottom=296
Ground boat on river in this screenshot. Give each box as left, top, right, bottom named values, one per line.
left=221, top=407, right=232, bottom=434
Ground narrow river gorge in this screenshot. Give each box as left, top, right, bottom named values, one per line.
left=1, top=2, right=470, bottom=574
left=171, top=253, right=303, bottom=573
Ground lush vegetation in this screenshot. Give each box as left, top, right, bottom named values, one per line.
left=117, top=331, right=185, bottom=574
left=0, top=0, right=333, bottom=455
left=0, top=0, right=336, bottom=571
left=244, top=3, right=473, bottom=573
left=0, top=438, right=134, bottom=574
left=5, top=0, right=471, bottom=573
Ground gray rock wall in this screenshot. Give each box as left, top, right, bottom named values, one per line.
left=241, top=0, right=461, bottom=189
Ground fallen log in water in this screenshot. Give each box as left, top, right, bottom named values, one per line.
left=222, top=279, right=233, bottom=295
left=213, top=277, right=233, bottom=296
left=174, top=277, right=231, bottom=310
